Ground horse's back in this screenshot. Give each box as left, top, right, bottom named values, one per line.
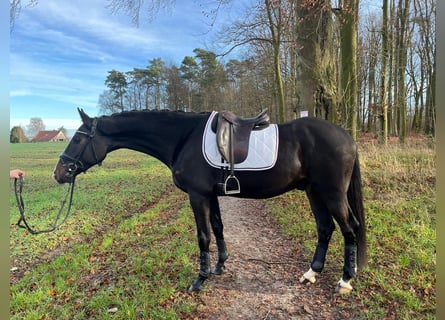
left=290, top=117, right=356, bottom=149
left=283, top=117, right=357, bottom=190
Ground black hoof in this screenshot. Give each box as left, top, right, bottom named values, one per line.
left=188, top=276, right=206, bottom=293
left=211, top=263, right=225, bottom=275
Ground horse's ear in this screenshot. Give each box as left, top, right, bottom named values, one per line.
left=78, top=108, right=93, bottom=127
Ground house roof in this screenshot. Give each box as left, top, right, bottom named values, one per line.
left=31, top=130, right=67, bottom=142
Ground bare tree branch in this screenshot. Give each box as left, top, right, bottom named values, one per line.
left=218, top=37, right=273, bottom=57
left=10, top=0, right=38, bottom=31
left=105, top=0, right=175, bottom=26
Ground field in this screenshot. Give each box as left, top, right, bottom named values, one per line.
left=10, top=138, right=436, bottom=319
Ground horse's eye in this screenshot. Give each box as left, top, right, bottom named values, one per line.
left=73, top=136, right=81, bottom=143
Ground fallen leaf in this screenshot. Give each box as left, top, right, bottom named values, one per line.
left=303, top=304, right=312, bottom=314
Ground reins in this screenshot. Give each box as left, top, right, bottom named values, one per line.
left=14, top=174, right=76, bottom=235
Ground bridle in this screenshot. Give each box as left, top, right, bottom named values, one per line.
left=59, top=117, right=102, bottom=178
left=14, top=117, right=102, bottom=235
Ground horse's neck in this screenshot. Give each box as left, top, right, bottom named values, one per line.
left=104, top=112, right=205, bottom=168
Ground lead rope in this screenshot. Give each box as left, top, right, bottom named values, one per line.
left=14, top=174, right=76, bottom=235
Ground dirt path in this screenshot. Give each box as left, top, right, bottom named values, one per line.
left=193, top=197, right=346, bottom=320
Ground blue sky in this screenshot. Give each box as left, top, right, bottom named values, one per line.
left=10, top=0, right=250, bottom=132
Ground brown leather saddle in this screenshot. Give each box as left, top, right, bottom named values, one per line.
left=211, top=109, right=270, bottom=194
left=211, top=109, right=270, bottom=164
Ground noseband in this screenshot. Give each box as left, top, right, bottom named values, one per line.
left=59, top=117, right=102, bottom=177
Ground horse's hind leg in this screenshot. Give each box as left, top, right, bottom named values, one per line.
left=330, top=197, right=359, bottom=294
left=209, top=196, right=229, bottom=275
left=300, top=189, right=335, bottom=285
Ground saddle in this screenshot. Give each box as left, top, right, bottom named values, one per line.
left=212, top=109, right=270, bottom=164
left=211, top=109, right=270, bottom=194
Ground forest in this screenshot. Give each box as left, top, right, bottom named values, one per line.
left=97, top=0, right=435, bottom=144
left=10, top=0, right=436, bottom=143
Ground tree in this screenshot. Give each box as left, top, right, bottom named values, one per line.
left=296, top=0, right=338, bottom=122
left=180, top=56, right=199, bottom=112
left=125, top=69, right=145, bottom=110
left=165, top=66, right=187, bottom=110
left=146, top=58, right=166, bottom=110
left=264, top=0, right=286, bottom=123
left=395, top=0, right=409, bottom=143
left=10, top=126, right=27, bottom=143
left=338, top=0, right=359, bottom=140
left=98, top=90, right=118, bottom=114
left=412, top=0, right=435, bottom=136
left=105, top=70, right=128, bottom=112
left=193, top=48, right=227, bottom=112
left=129, top=68, right=155, bottom=110
left=379, top=0, right=389, bottom=145
left=225, top=58, right=262, bottom=116
left=26, top=117, right=45, bottom=139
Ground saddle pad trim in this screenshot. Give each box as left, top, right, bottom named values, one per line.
left=202, top=111, right=279, bottom=171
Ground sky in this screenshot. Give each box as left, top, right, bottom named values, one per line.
left=10, top=0, right=251, bottom=133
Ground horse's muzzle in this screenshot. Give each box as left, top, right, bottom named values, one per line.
left=53, top=159, right=76, bottom=184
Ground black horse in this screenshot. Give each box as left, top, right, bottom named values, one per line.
left=53, top=108, right=367, bottom=294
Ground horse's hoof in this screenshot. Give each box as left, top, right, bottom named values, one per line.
left=211, top=263, right=225, bottom=275
left=299, top=275, right=316, bottom=285
left=188, top=276, right=207, bottom=293
left=188, top=283, right=203, bottom=293
left=299, top=268, right=317, bottom=285
left=335, top=279, right=353, bottom=294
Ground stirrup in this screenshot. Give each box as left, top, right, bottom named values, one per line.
left=222, top=175, right=240, bottom=195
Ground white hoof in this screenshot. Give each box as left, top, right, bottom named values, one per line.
left=299, top=268, right=317, bottom=285
left=335, top=279, right=353, bottom=294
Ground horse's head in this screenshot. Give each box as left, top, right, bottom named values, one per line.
left=53, top=108, right=107, bottom=184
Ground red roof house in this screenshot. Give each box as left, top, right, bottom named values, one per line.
left=31, top=130, right=69, bottom=142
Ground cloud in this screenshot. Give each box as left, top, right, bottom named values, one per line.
left=10, top=89, right=32, bottom=97
left=10, top=52, right=105, bottom=108
left=14, top=1, right=189, bottom=58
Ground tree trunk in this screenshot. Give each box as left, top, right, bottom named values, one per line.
left=296, top=0, right=337, bottom=122
left=339, top=0, right=359, bottom=140
left=266, top=0, right=285, bottom=123
left=396, top=0, right=409, bottom=143
left=379, top=0, right=389, bottom=144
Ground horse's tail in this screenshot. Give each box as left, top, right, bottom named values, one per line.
left=348, top=151, right=368, bottom=269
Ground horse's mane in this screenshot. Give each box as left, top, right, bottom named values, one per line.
left=103, top=109, right=210, bottom=119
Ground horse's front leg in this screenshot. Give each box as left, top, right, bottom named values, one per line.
left=188, top=193, right=212, bottom=292
left=209, top=196, right=229, bottom=275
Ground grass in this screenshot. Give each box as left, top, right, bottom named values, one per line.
left=10, top=137, right=436, bottom=319
left=268, top=137, right=436, bottom=319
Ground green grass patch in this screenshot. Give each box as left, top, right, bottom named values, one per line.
left=10, top=143, right=201, bottom=319
left=268, top=139, right=436, bottom=319
left=10, top=138, right=436, bottom=319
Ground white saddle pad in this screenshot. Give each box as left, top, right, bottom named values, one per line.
left=202, top=111, right=279, bottom=171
